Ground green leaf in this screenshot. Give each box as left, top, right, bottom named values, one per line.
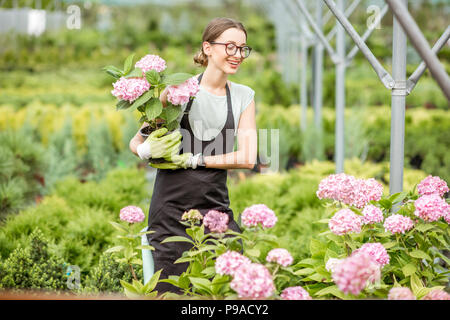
left=161, top=236, right=194, bottom=245
left=310, top=239, right=327, bottom=258
left=143, top=269, right=162, bottom=293
left=124, top=67, right=143, bottom=79
left=145, top=98, right=163, bottom=120
left=414, top=223, right=435, bottom=233
left=382, top=241, right=397, bottom=249
left=409, top=273, right=425, bottom=297
left=246, top=248, right=260, bottom=258
left=120, top=280, right=140, bottom=295
left=189, top=277, right=213, bottom=294
left=166, top=120, right=179, bottom=131
left=402, top=263, right=417, bottom=277
left=104, top=245, right=125, bottom=254
left=315, top=285, right=346, bottom=299
left=409, top=249, right=432, bottom=261
left=103, top=65, right=123, bottom=79
left=378, top=199, right=392, bottom=210
left=129, top=89, right=154, bottom=112
left=161, top=104, right=181, bottom=122
left=294, top=267, right=314, bottom=276
left=109, top=221, right=128, bottom=233
left=315, top=218, right=330, bottom=224
left=162, top=73, right=194, bottom=86
left=201, top=267, right=216, bottom=277
left=145, top=70, right=161, bottom=85
left=123, top=53, right=135, bottom=75
left=135, top=245, right=155, bottom=251
left=116, top=99, right=132, bottom=111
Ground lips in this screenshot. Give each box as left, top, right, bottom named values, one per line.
left=227, top=60, right=240, bottom=68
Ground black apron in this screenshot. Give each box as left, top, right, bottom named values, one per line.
left=147, top=72, right=241, bottom=294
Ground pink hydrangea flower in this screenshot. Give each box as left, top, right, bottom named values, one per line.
left=119, top=205, right=145, bottom=223
left=167, top=77, right=200, bottom=105
left=422, top=289, right=450, bottom=300
left=332, top=251, right=381, bottom=295
left=215, top=251, right=251, bottom=276
left=329, top=208, right=362, bottom=235
left=111, top=77, right=150, bottom=103
left=241, top=204, right=278, bottom=229
left=355, top=243, right=390, bottom=267
left=383, top=214, right=414, bottom=234
left=280, top=286, right=312, bottom=300
left=362, top=204, right=384, bottom=225
left=417, top=175, right=449, bottom=197
left=266, top=248, right=294, bottom=267
left=388, top=287, right=416, bottom=300
left=445, top=211, right=450, bottom=224
left=414, top=194, right=449, bottom=222
left=135, top=54, right=167, bottom=73
left=230, top=263, right=275, bottom=299
left=325, top=258, right=344, bottom=273
left=203, top=210, right=229, bottom=233
left=317, top=174, right=383, bottom=209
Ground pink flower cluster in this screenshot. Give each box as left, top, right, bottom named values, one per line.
left=325, top=258, right=343, bottom=273
left=417, top=175, right=449, bottom=197
left=230, top=263, right=275, bottom=299
left=422, top=289, right=450, bottom=300
left=111, top=77, right=150, bottom=103
left=362, top=204, right=384, bottom=225
left=167, top=77, right=200, bottom=105
left=119, top=205, right=145, bottom=223
left=332, top=251, right=381, bottom=295
left=203, top=210, right=229, bottom=233
left=241, top=204, right=278, bottom=229
left=317, top=173, right=383, bottom=208
left=387, top=287, right=416, bottom=300
left=414, top=194, right=450, bottom=222
left=328, top=209, right=362, bottom=235
left=354, top=243, right=390, bottom=267
left=266, top=248, right=293, bottom=267
left=135, top=54, right=167, bottom=73
left=383, top=214, right=414, bottom=234
left=215, top=250, right=251, bottom=276
left=280, top=286, right=312, bottom=300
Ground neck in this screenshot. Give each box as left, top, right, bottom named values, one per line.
left=201, top=65, right=228, bottom=90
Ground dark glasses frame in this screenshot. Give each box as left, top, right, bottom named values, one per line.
left=208, top=41, right=253, bottom=58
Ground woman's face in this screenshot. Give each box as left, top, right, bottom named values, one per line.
left=203, top=28, right=247, bottom=74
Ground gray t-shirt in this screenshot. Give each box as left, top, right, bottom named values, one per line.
left=176, top=81, right=255, bottom=141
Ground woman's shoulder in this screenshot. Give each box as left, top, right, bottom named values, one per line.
left=230, top=81, right=255, bottom=98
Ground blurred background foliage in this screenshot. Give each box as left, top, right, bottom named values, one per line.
left=0, top=0, right=448, bottom=294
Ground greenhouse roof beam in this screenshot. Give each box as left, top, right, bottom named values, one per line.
left=386, top=0, right=450, bottom=101
left=325, top=0, right=361, bottom=42
left=292, top=0, right=339, bottom=64
left=323, top=0, right=394, bottom=90
left=281, top=0, right=315, bottom=44
left=345, top=4, right=389, bottom=65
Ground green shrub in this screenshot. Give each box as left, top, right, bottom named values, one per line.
left=0, top=228, right=68, bottom=291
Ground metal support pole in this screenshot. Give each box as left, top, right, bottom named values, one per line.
left=335, top=0, right=346, bottom=173
left=386, top=0, right=450, bottom=101
left=389, top=0, right=408, bottom=197
left=326, top=0, right=361, bottom=42
left=323, top=0, right=394, bottom=90
left=407, top=25, right=450, bottom=94
left=301, top=33, right=309, bottom=132
left=314, top=0, right=324, bottom=160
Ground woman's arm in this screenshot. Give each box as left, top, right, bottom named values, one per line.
left=203, top=99, right=257, bottom=169
left=129, top=122, right=149, bottom=157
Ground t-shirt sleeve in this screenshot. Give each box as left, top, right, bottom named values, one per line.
left=241, top=86, right=255, bottom=114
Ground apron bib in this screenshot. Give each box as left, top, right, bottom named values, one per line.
left=147, top=72, right=241, bottom=293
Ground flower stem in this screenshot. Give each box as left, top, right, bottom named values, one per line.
left=129, top=263, right=138, bottom=281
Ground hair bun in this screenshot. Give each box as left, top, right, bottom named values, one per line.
left=193, top=50, right=208, bottom=67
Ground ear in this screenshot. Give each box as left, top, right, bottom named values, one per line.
left=203, top=41, right=212, bottom=56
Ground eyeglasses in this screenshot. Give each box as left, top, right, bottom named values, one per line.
left=208, top=42, right=252, bottom=59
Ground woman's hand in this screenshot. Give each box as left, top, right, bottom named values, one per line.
left=137, top=128, right=181, bottom=160
left=149, top=153, right=200, bottom=170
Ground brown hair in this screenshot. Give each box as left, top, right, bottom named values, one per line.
left=193, top=17, right=248, bottom=67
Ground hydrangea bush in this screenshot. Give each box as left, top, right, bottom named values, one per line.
left=293, top=174, right=449, bottom=300
left=103, top=53, right=199, bottom=132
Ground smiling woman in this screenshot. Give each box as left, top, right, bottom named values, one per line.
left=132, top=17, right=258, bottom=295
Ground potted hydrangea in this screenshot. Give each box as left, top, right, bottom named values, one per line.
left=103, top=53, right=200, bottom=139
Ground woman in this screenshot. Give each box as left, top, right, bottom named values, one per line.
left=129, top=17, right=257, bottom=293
